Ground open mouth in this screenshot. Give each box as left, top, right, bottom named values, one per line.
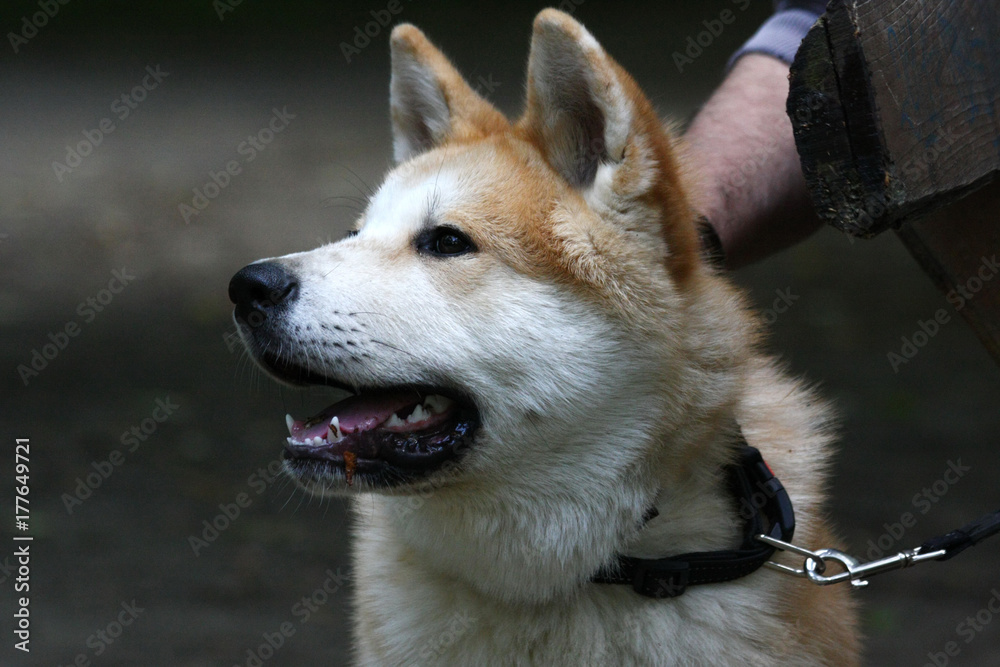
left=282, top=386, right=479, bottom=487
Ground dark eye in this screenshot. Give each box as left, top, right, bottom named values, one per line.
left=345, top=229, right=359, bottom=238
left=416, top=226, right=476, bottom=257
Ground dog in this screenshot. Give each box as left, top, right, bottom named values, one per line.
left=229, top=9, right=859, bottom=665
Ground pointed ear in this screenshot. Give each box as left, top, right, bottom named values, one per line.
left=520, top=9, right=644, bottom=187
left=520, top=9, right=699, bottom=283
left=389, top=24, right=508, bottom=163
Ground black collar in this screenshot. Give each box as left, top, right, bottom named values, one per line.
left=591, top=440, right=795, bottom=598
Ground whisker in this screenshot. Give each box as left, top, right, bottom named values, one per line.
left=334, top=163, right=378, bottom=202
left=369, top=338, right=419, bottom=360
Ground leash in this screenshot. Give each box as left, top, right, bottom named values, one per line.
left=762, top=509, right=1000, bottom=588
left=592, top=439, right=1000, bottom=596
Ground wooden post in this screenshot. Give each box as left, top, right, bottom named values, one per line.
left=787, top=0, right=1000, bottom=364
left=788, top=0, right=1000, bottom=238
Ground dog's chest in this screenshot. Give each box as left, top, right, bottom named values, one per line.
left=350, top=522, right=788, bottom=666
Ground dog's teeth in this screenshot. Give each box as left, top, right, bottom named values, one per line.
left=286, top=437, right=294, bottom=446
left=406, top=404, right=429, bottom=424
left=285, top=414, right=295, bottom=436
left=423, top=395, right=453, bottom=414
left=385, top=413, right=405, bottom=429
left=327, top=416, right=345, bottom=442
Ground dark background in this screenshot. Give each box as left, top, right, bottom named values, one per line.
left=2, top=1, right=999, bottom=665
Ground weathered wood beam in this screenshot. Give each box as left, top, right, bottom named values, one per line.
left=788, top=0, right=1000, bottom=238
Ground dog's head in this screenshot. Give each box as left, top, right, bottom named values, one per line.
left=230, top=10, right=735, bottom=500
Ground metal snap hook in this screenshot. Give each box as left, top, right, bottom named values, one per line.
left=804, top=549, right=868, bottom=587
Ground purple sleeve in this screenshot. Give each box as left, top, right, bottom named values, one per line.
left=727, top=0, right=827, bottom=69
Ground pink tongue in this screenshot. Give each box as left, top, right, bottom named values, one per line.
left=291, top=390, right=422, bottom=440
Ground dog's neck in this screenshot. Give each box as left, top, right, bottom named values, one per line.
left=628, top=421, right=747, bottom=560
left=367, top=416, right=743, bottom=606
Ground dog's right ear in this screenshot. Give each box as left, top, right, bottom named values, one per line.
left=389, top=24, right=507, bottom=163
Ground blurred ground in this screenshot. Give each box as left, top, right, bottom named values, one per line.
left=1, top=1, right=999, bottom=665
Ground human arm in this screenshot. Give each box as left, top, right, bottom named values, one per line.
left=685, top=1, right=827, bottom=269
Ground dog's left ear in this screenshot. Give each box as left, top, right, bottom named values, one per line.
left=390, top=24, right=508, bottom=163
left=521, top=9, right=639, bottom=188
left=520, top=9, right=698, bottom=282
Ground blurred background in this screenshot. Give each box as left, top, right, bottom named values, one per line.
left=2, top=1, right=999, bottom=664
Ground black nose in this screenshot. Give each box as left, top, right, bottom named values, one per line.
left=228, top=262, right=299, bottom=325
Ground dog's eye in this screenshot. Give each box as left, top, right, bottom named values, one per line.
left=417, top=227, right=476, bottom=257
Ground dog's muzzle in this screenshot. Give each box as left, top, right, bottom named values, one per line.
left=228, top=261, right=480, bottom=490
